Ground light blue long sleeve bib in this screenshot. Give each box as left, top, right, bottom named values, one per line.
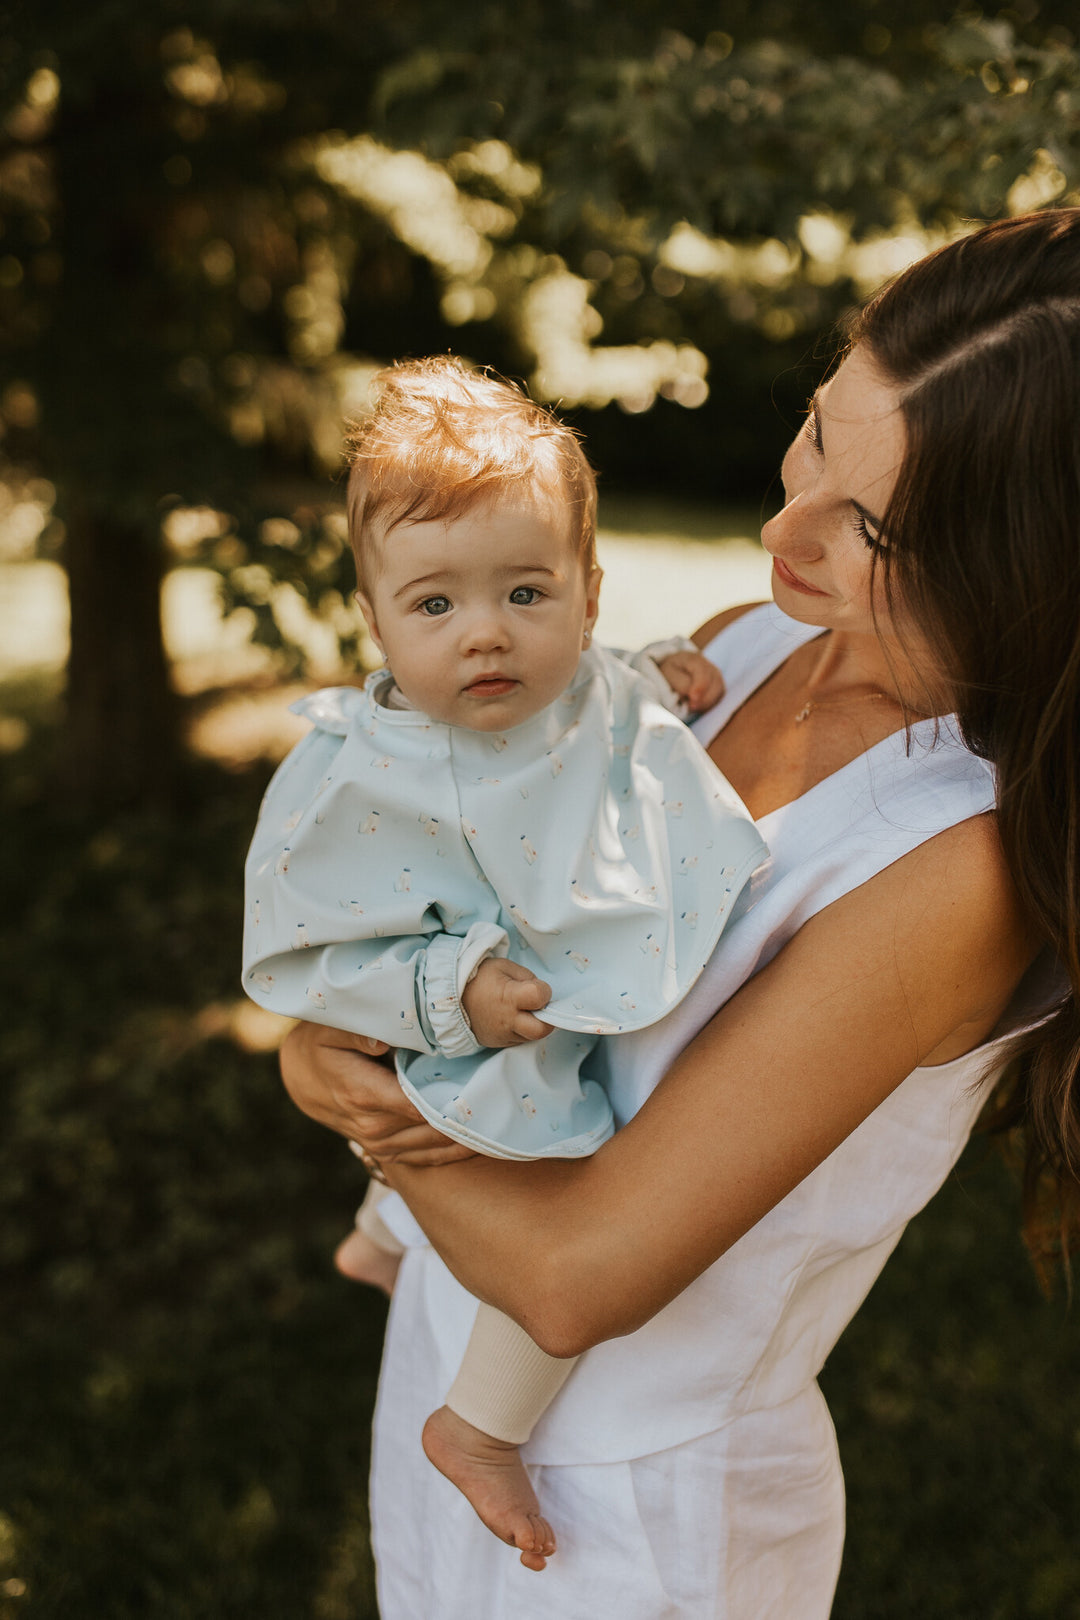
left=243, top=645, right=766, bottom=1159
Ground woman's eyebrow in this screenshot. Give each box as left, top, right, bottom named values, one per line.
left=808, top=396, right=824, bottom=453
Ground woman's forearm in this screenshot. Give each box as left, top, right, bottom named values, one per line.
left=386, top=1153, right=606, bottom=1355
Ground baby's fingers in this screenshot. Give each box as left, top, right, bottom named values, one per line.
left=659, top=653, right=695, bottom=694
left=512, top=974, right=552, bottom=1012
left=513, top=1011, right=555, bottom=1043
left=689, top=667, right=726, bottom=708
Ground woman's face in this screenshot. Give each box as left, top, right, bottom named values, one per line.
left=762, top=346, right=908, bottom=638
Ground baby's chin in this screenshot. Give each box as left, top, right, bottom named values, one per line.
left=442, top=700, right=551, bottom=733
left=420, top=689, right=559, bottom=733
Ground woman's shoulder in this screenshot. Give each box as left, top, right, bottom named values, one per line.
left=691, top=601, right=768, bottom=648
left=807, top=810, right=1038, bottom=1060
left=855, top=809, right=1014, bottom=919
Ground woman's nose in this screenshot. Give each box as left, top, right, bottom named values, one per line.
left=764, top=442, right=824, bottom=559
left=762, top=486, right=824, bottom=562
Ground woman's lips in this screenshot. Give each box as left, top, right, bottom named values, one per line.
left=772, top=556, right=829, bottom=597
left=465, top=677, right=518, bottom=697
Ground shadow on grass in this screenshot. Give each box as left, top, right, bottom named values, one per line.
left=1, top=693, right=1078, bottom=1619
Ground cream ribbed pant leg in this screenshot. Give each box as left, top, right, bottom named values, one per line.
left=445, top=1303, right=578, bottom=1445
left=355, top=1180, right=575, bottom=1444
left=355, top=1180, right=406, bottom=1257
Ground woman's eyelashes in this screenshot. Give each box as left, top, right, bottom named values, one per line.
left=804, top=400, right=823, bottom=451
left=852, top=510, right=885, bottom=552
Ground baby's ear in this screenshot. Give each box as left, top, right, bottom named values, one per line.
left=584, top=565, right=603, bottom=633
left=354, top=590, right=384, bottom=653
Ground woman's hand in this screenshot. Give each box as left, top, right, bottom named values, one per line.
left=279, top=1021, right=477, bottom=1167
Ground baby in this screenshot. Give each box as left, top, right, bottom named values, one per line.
left=242, top=358, right=766, bottom=1569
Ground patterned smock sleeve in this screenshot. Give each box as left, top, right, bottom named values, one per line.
left=241, top=688, right=508, bottom=1057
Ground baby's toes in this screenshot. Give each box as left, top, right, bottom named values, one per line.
left=518, top=1524, right=554, bottom=1573
left=533, top=1514, right=556, bottom=1556
left=514, top=1512, right=556, bottom=1555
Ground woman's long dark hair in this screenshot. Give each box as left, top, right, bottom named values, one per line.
left=851, top=209, right=1080, bottom=1278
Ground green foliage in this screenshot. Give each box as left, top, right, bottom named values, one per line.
left=4, top=5, right=1080, bottom=575
left=6, top=2, right=1080, bottom=800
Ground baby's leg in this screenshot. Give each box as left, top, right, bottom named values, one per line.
left=334, top=1179, right=404, bottom=1297
left=422, top=1303, right=578, bottom=1571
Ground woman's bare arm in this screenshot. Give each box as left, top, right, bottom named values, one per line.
left=376, top=813, right=1037, bottom=1356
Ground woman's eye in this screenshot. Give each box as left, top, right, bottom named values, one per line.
left=854, top=513, right=885, bottom=553
left=509, top=586, right=541, bottom=606
left=419, top=596, right=451, bottom=616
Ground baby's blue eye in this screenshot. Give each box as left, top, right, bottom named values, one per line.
left=509, top=586, right=540, bottom=606
left=419, top=596, right=451, bottom=616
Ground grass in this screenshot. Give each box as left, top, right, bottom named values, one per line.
left=824, top=1148, right=1080, bottom=1620
left=1, top=701, right=1079, bottom=1619
left=0, top=729, right=384, bottom=1619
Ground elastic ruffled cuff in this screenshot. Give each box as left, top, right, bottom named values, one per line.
left=421, top=923, right=509, bottom=1058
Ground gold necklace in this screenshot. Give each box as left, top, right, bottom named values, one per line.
left=794, top=690, right=889, bottom=724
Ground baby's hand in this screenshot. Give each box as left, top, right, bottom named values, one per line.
left=462, top=958, right=554, bottom=1049
left=657, top=649, right=726, bottom=713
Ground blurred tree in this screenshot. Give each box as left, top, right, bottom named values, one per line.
left=3, top=1, right=1080, bottom=805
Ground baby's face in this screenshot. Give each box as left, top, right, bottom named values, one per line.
left=357, top=490, right=601, bottom=731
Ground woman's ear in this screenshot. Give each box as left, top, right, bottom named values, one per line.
left=583, top=566, right=603, bottom=645
left=354, top=591, right=384, bottom=657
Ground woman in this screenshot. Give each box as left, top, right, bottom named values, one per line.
left=281, top=210, right=1080, bottom=1618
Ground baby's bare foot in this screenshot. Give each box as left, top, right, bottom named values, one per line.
left=422, top=1405, right=556, bottom=1571
left=333, top=1228, right=401, bottom=1297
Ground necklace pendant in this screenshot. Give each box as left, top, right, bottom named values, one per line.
left=794, top=702, right=813, bottom=724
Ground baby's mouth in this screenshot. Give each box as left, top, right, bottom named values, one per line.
left=464, top=676, right=519, bottom=697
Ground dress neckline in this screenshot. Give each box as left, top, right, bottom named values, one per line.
left=691, top=603, right=961, bottom=833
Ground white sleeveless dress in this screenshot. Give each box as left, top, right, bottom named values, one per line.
left=368, top=604, right=1008, bottom=1620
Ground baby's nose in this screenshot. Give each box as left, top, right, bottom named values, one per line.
left=463, top=609, right=510, bottom=651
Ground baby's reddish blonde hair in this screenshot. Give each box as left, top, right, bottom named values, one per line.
left=344, top=356, right=597, bottom=587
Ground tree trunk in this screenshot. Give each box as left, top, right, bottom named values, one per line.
left=44, top=75, right=183, bottom=811
left=59, top=505, right=179, bottom=809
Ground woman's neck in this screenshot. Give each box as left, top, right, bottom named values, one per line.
left=705, top=622, right=945, bottom=821
left=798, top=629, right=943, bottom=719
